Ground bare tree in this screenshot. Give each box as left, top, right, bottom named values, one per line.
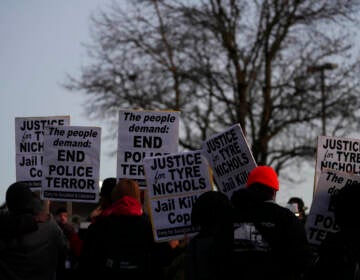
left=64, top=0, right=360, bottom=179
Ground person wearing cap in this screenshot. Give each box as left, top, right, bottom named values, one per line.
left=230, top=165, right=312, bottom=280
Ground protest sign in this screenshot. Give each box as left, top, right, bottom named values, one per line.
left=305, top=170, right=359, bottom=246
left=41, top=125, right=101, bottom=203
left=314, top=136, right=360, bottom=191
left=143, top=150, right=213, bottom=242
left=15, top=116, right=70, bottom=189
left=117, top=110, right=179, bottom=186
left=201, top=124, right=256, bottom=199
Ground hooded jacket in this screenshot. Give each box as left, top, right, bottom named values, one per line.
left=78, top=195, right=158, bottom=280
left=0, top=218, right=66, bottom=280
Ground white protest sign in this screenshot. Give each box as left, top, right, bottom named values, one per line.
left=15, top=116, right=70, bottom=189
left=41, top=125, right=101, bottom=203
left=305, top=170, right=359, bottom=246
left=315, top=136, right=360, bottom=191
left=201, top=124, right=257, bottom=199
left=143, top=150, right=213, bottom=242
left=117, top=110, right=179, bottom=183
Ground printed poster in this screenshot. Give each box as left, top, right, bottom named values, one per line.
left=143, top=150, right=213, bottom=241
left=41, top=125, right=101, bottom=203
left=117, top=110, right=179, bottom=186
left=305, top=170, right=359, bottom=246
left=15, top=116, right=70, bottom=189
left=315, top=135, right=360, bottom=191
left=201, top=124, right=257, bottom=199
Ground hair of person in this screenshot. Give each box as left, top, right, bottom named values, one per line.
left=6, top=182, right=40, bottom=214
left=288, top=197, right=305, bottom=212
left=247, top=183, right=277, bottom=201
left=100, top=177, right=117, bottom=199
left=191, top=191, right=233, bottom=230
left=111, top=179, right=141, bottom=202
left=231, top=187, right=258, bottom=209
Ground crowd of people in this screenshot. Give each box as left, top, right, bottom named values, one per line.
left=0, top=165, right=359, bottom=279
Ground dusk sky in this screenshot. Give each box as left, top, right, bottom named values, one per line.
left=0, top=1, right=118, bottom=204
left=0, top=1, right=315, bottom=208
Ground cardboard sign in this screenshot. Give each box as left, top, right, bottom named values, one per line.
left=314, top=136, right=360, bottom=191
left=15, top=116, right=70, bottom=189
left=41, top=125, right=101, bottom=203
left=117, top=110, right=179, bottom=184
left=143, top=150, right=213, bottom=241
left=305, top=170, right=360, bottom=246
left=201, top=124, right=257, bottom=199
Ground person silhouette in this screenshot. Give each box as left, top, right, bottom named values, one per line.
left=0, top=182, right=67, bottom=280
left=287, top=197, right=307, bottom=224
left=307, top=182, right=360, bottom=280
left=78, top=179, right=162, bottom=279
left=231, top=166, right=312, bottom=280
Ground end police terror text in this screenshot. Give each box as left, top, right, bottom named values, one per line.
left=44, top=148, right=95, bottom=190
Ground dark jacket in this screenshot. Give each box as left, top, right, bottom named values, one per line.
left=0, top=211, right=38, bottom=239
left=0, top=214, right=66, bottom=280
left=78, top=195, right=159, bottom=280
left=231, top=189, right=312, bottom=280
left=0, top=186, right=67, bottom=280
left=185, top=191, right=234, bottom=280
left=307, top=230, right=360, bottom=280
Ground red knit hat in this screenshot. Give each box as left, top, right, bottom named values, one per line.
left=246, top=165, right=279, bottom=191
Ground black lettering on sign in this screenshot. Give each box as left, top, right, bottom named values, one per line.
left=133, top=136, right=162, bottom=148
left=48, top=165, right=93, bottom=177
left=168, top=212, right=191, bottom=224
left=48, top=126, right=65, bottom=136
left=120, top=163, right=144, bottom=176
left=20, top=119, right=65, bottom=131
left=124, top=151, right=163, bottom=162
left=308, top=227, right=328, bottom=243
left=314, top=214, right=339, bottom=230
left=168, top=165, right=201, bottom=180
left=58, top=150, right=85, bottom=162
left=19, top=142, right=44, bottom=153
left=44, top=177, right=95, bottom=190
left=124, top=111, right=142, bottom=121
left=154, top=198, right=176, bottom=212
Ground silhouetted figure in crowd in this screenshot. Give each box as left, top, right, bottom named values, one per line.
left=61, top=177, right=118, bottom=261
left=186, top=190, right=234, bottom=280
left=287, top=197, right=307, bottom=224
left=78, top=178, right=161, bottom=279
left=87, top=177, right=117, bottom=222
left=0, top=205, right=38, bottom=239
left=0, top=182, right=67, bottom=280
left=307, top=182, right=360, bottom=280
left=231, top=166, right=312, bottom=280
left=55, top=207, right=79, bottom=280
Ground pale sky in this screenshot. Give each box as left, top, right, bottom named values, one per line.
left=0, top=1, right=315, bottom=208
left=0, top=1, right=117, bottom=204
